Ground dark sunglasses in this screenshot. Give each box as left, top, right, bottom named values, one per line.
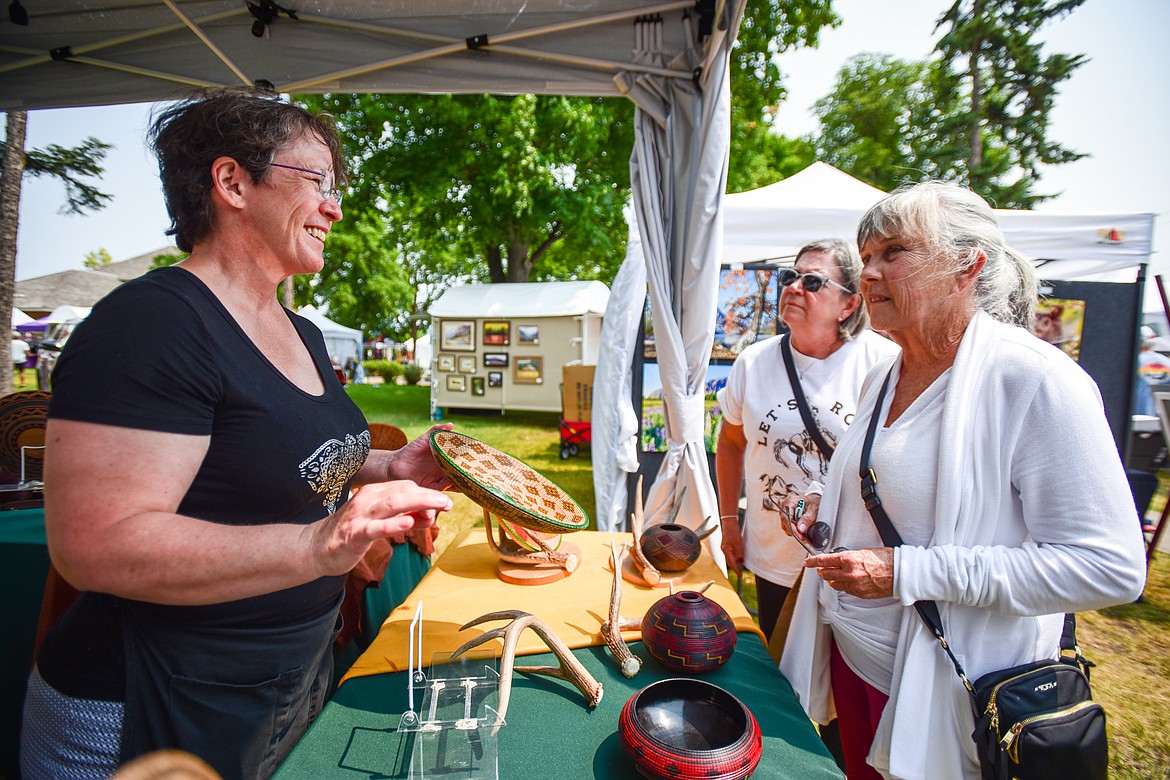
left=778, top=268, right=852, bottom=294
left=789, top=499, right=847, bottom=556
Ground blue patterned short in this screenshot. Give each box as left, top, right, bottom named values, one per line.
left=21, top=666, right=124, bottom=780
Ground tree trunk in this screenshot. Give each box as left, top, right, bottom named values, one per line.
left=281, top=276, right=294, bottom=309
left=486, top=245, right=506, bottom=283
left=1, top=111, right=29, bottom=397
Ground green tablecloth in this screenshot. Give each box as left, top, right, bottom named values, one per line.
left=276, top=633, right=843, bottom=779
left=0, top=506, right=50, bottom=778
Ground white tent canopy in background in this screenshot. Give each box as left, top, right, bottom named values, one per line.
left=11, top=308, right=32, bottom=327
left=45, top=305, right=92, bottom=324
left=429, top=281, right=610, bottom=319
left=296, top=305, right=362, bottom=367
left=717, top=161, right=1155, bottom=278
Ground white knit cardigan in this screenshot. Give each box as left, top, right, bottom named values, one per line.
left=779, top=311, right=1147, bottom=779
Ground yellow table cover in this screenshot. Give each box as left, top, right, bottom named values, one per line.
left=341, top=528, right=764, bottom=684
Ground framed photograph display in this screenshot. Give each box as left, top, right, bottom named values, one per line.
left=457, top=355, right=477, bottom=374
left=437, top=354, right=455, bottom=372
left=446, top=374, right=467, bottom=392
left=488, top=371, right=503, bottom=388
left=514, top=356, right=543, bottom=384
left=471, top=376, right=485, bottom=396
left=440, top=320, right=475, bottom=351
left=517, top=324, right=540, bottom=345
left=484, top=352, right=509, bottom=368
left=483, top=321, right=511, bottom=346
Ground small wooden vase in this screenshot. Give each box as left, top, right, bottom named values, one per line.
left=640, top=523, right=701, bottom=572
left=641, top=591, right=736, bottom=673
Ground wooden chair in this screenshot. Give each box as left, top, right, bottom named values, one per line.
left=368, top=422, right=408, bottom=451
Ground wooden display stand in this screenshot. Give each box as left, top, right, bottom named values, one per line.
left=482, top=508, right=580, bottom=586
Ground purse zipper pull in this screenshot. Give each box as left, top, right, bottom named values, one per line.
left=1000, top=722, right=1024, bottom=763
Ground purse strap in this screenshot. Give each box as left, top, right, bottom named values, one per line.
left=781, top=334, right=835, bottom=461
left=858, top=369, right=1087, bottom=693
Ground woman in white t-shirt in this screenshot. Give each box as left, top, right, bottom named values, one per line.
left=715, top=239, right=897, bottom=643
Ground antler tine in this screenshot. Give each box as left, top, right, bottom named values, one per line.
left=601, top=540, right=641, bottom=678
left=511, top=614, right=604, bottom=706
left=454, top=610, right=604, bottom=735
left=459, top=610, right=529, bottom=631
left=629, top=475, right=662, bottom=586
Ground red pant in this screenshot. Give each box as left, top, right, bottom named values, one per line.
left=830, top=640, right=889, bottom=780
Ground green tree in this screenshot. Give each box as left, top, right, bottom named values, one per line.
left=1, top=111, right=112, bottom=394
left=811, top=53, right=953, bottom=191
left=83, top=247, right=113, bottom=270
left=933, top=0, right=1087, bottom=206
left=727, top=0, right=839, bottom=192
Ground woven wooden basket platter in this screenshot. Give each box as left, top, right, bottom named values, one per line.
left=429, top=430, right=589, bottom=534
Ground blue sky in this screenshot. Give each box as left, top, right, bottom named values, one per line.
left=12, top=0, right=1169, bottom=309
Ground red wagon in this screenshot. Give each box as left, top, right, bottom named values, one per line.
left=559, top=418, right=592, bottom=459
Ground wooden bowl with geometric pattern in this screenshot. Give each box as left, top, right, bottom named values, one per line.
left=429, top=430, right=589, bottom=534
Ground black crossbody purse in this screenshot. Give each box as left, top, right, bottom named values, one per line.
left=856, top=370, right=1107, bottom=780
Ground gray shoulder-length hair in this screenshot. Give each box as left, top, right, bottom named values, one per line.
left=794, top=238, right=869, bottom=341
left=855, top=181, right=1038, bottom=328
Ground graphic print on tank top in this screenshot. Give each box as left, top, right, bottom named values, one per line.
left=299, top=429, right=371, bottom=512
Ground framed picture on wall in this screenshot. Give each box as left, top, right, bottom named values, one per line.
left=483, top=321, right=511, bottom=346
left=514, top=356, right=543, bottom=384
left=484, top=352, right=509, bottom=368
left=446, top=374, right=467, bottom=392
left=440, top=320, right=475, bottom=351
left=457, top=355, right=477, bottom=373
left=437, top=354, right=455, bottom=372
left=471, top=376, right=485, bottom=396
left=488, top=371, right=503, bottom=388
left=517, top=324, right=540, bottom=345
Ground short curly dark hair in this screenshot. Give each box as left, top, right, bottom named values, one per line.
left=148, top=88, right=345, bottom=253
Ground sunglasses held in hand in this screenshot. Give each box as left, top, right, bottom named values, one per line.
left=789, top=498, right=846, bottom=555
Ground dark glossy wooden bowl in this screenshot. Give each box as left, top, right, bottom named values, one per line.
left=619, top=677, right=762, bottom=780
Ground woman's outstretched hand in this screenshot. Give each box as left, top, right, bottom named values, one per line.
left=805, top=547, right=895, bottom=599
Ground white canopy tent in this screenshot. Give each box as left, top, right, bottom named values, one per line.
left=45, top=304, right=92, bottom=323
left=296, top=304, right=362, bottom=366
left=3, top=1, right=748, bottom=544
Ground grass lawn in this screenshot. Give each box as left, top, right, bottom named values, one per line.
left=352, top=382, right=1170, bottom=778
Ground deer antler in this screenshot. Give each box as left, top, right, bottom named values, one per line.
left=482, top=508, right=578, bottom=571
left=601, top=541, right=642, bottom=678
left=451, top=610, right=603, bottom=733
left=629, top=475, right=661, bottom=585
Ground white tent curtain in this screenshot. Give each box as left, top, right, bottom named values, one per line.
left=619, top=8, right=740, bottom=567
left=593, top=224, right=647, bottom=532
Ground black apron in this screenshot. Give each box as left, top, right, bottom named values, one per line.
left=118, top=594, right=343, bottom=780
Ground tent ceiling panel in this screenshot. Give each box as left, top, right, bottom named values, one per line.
left=0, top=0, right=703, bottom=110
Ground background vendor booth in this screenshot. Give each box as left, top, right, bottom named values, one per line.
left=592, top=162, right=1158, bottom=532
left=429, top=281, right=609, bottom=416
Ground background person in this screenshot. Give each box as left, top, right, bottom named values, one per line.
left=715, top=239, right=897, bottom=643
left=22, top=89, right=454, bottom=780
left=780, top=181, right=1146, bottom=779
left=11, top=331, right=30, bottom=383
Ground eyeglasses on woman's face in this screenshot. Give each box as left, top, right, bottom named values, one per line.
left=269, top=162, right=343, bottom=206
left=778, top=268, right=852, bottom=294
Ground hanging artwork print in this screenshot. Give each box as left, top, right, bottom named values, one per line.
left=514, top=357, right=543, bottom=384
left=714, top=268, right=780, bottom=360
left=487, top=371, right=503, bottom=388
left=517, top=324, right=540, bottom=345
left=440, top=320, right=475, bottom=351
left=471, top=376, right=485, bottom=396
left=483, top=321, right=511, bottom=346
left=641, top=362, right=731, bottom=454
left=1031, top=298, right=1085, bottom=361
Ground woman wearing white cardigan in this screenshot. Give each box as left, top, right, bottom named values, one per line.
left=779, top=181, right=1146, bottom=779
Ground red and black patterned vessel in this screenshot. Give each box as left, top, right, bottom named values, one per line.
left=641, top=591, right=736, bottom=673
left=618, top=677, right=762, bottom=779
left=639, top=523, right=701, bottom=571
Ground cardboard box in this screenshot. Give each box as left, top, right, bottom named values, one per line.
left=562, top=363, right=595, bottom=421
